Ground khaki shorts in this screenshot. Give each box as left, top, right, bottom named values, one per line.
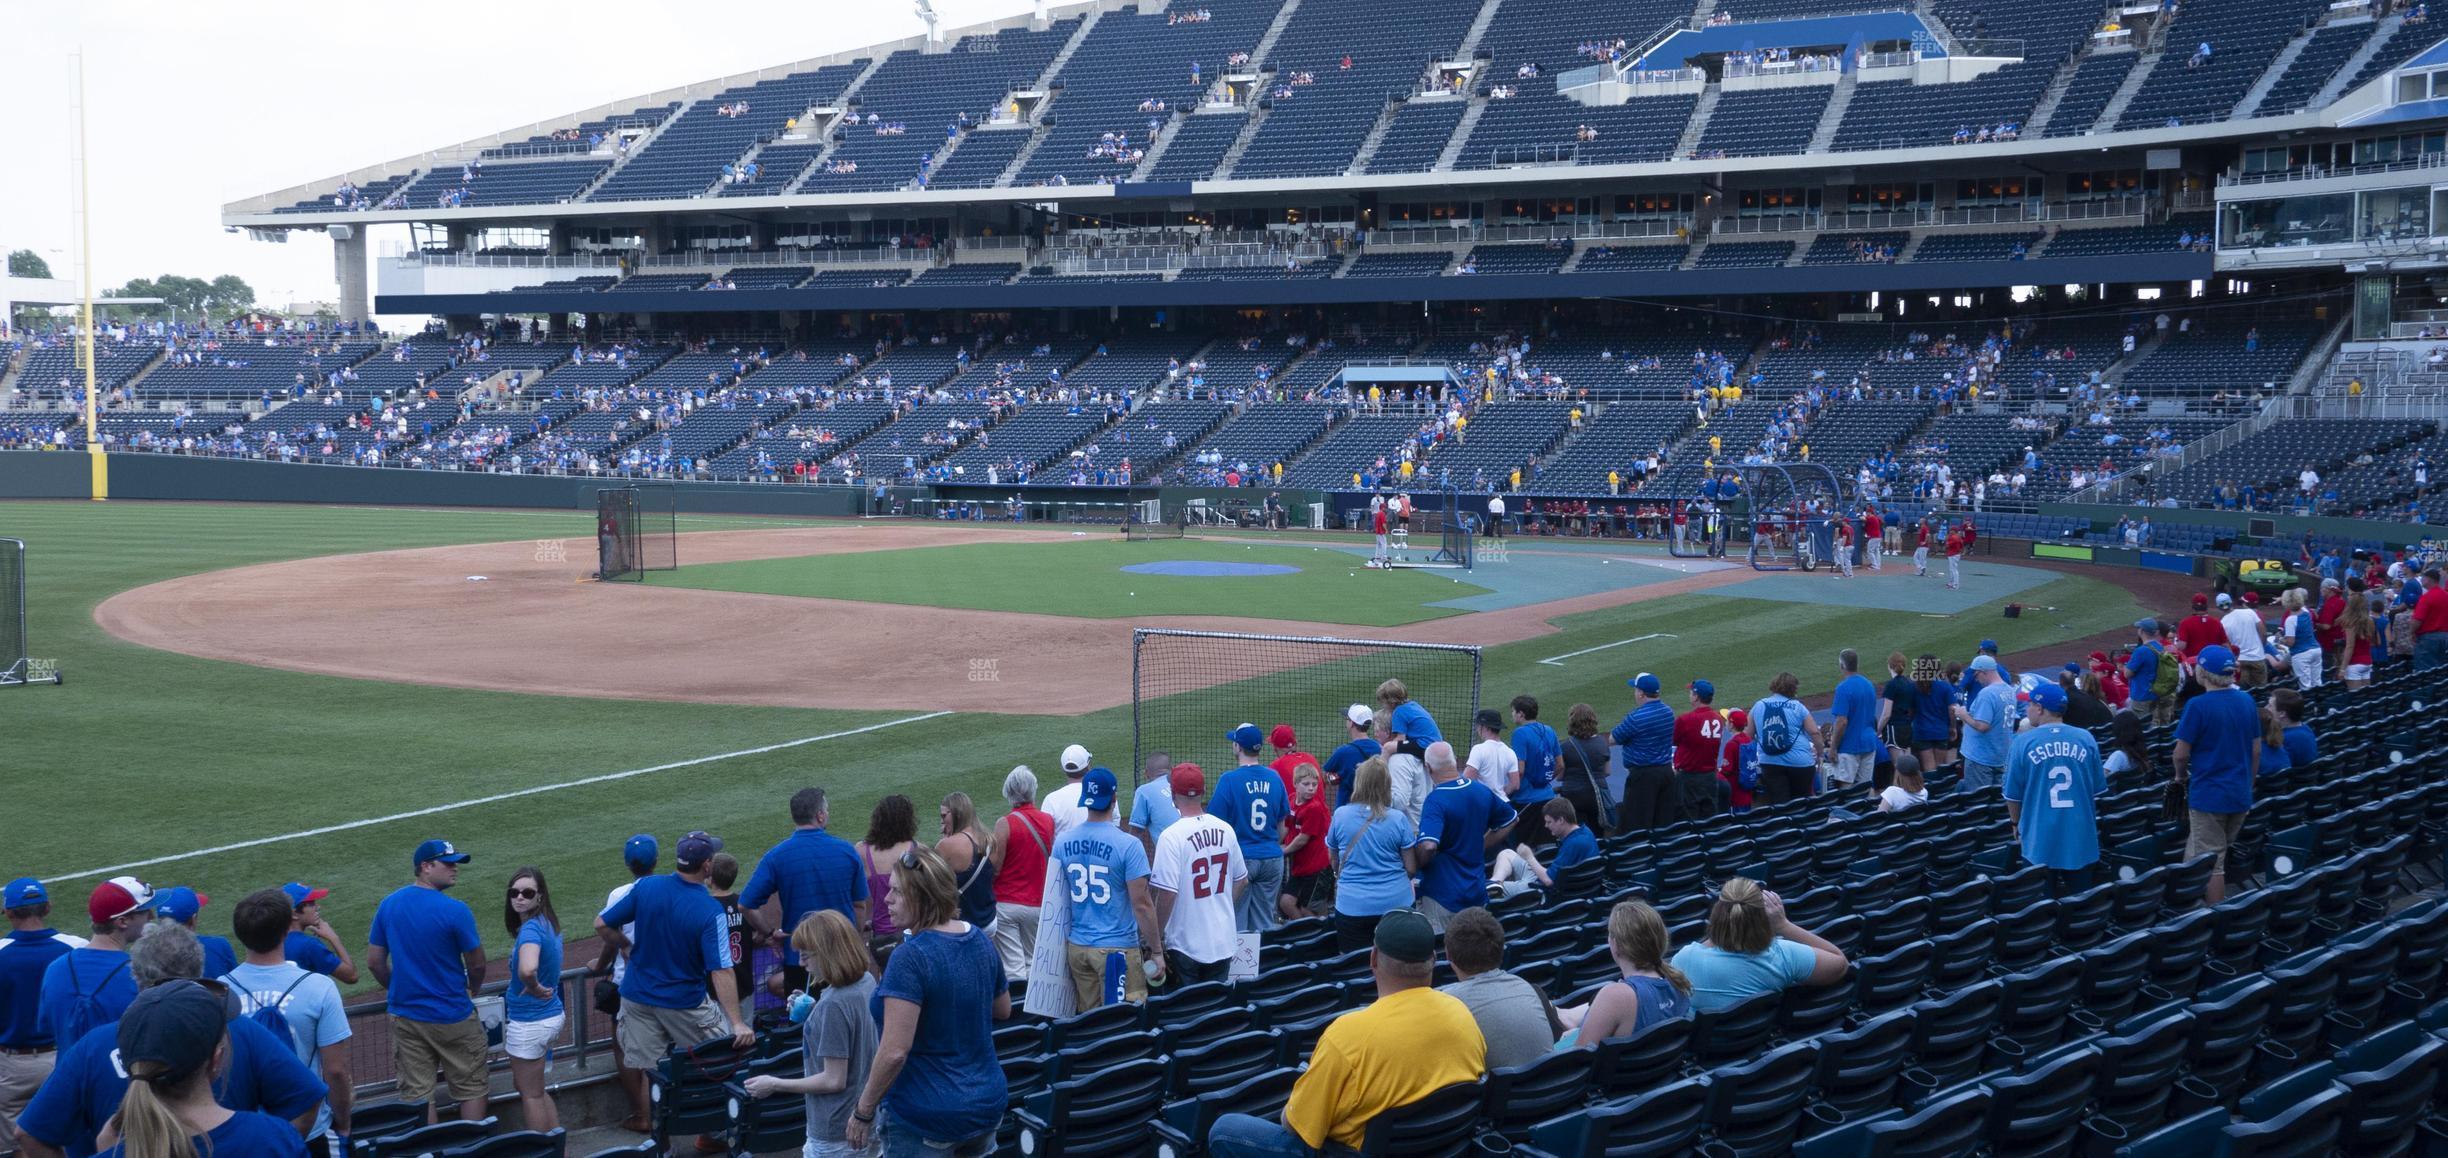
left=392, top=1014, right=489, bottom=1105
left=1066, top=944, right=1147, bottom=1009
left=2186, top=810, right=2249, bottom=871
left=616, top=998, right=728, bottom=1071
left=0, top=1048, right=57, bottom=1148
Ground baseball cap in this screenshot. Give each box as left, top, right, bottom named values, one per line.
left=2089, top=650, right=2111, bottom=665
left=1345, top=703, right=1374, bottom=728
left=2135, top=618, right=2160, bottom=634
left=117, top=981, right=231, bottom=1088
left=1473, top=708, right=1505, bottom=734
left=1629, top=672, right=1662, bottom=695
left=2215, top=592, right=2233, bottom=607
left=279, top=882, right=329, bottom=908
left=2244, top=592, right=2262, bottom=606
left=1169, top=762, right=1206, bottom=798
left=89, top=877, right=153, bottom=924
left=413, top=839, right=470, bottom=868
left=2322, top=577, right=2341, bottom=589
left=1227, top=723, right=1265, bottom=752
left=2026, top=682, right=2068, bottom=714
left=676, top=830, right=723, bottom=870
left=151, top=887, right=209, bottom=925
left=2191, top=593, right=2209, bottom=609
left=1979, top=639, right=1999, bottom=654
left=1060, top=744, right=1093, bottom=774
left=1080, top=767, right=1119, bottom=812
left=2197, top=645, right=2237, bottom=676
left=1373, top=908, right=1437, bottom=965
left=1689, top=679, right=1716, bottom=701
left=2063, top=662, right=2083, bottom=677
left=4, top=878, right=46, bottom=909
left=1969, top=655, right=2000, bottom=674
left=1726, top=708, right=1750, bottom=731
left=624, top=833, right=659, bottom=868
left=1270, top=724, right=1297, bottom=749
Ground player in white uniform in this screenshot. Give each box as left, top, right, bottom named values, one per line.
left=1148, top=763, right=1248, bottom=987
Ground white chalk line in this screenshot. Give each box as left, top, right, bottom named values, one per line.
left=1537, top=633, right=1680, bottom=666
left=43, top=711, right=951, bottom=884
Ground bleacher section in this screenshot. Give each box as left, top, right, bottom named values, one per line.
left=708, top=398, right=898, bottom=478
left=1182, top=402, right=1338, bottom=478
left=2338, top=17, right=2438, bottom=97
left=1142, top=114, right=1249, bottom=181
left=2120, top=0, right=2326, bottom=129
left=15, top=343, right=160, bottom=400
left=1911, top=231, right=2039, bottom=263
left=2119, top=319, right=2326, bottom=397
left=938, top=403, right=1114, bottom=477
left=1073, top=400, right=1233, bottom=476
left=1574, top=244, right=1690, bottom=272
left=1416, top=401, right=1574, bottom=489
left=1456, top=85, right=1696, bottom=168
left=1692, top=240, right=1794, bottom=269
left=2042, top=53, right=2138, bottom=138
left=1364, top=100, right=1468, bottom=174
left=140, top=342, right=379, bottom=403
left=1344, top=250, right=1453, bottom=278
left=2043, top=215, right=2213, bottom=259
left=1228, top=0, right=1482, bottom=179
left=1534, top=402, right=1694, bottom=494
left=482, top=103, right=679, bottom=159
left=1016, top=0, right=1281, bottom=188
left=1696, top=86, right=1832, bottom=158
left=1458, top=244, right=1571, bottom=276
left=1834, top=0, right=2094, bottom=151
left=911, top=263, right=1020, bottom=285
left=806, top=24, right=1078, bottom=195
left=1280, top=412, right=1424, bottom=486
left=1802, top=233, right=1908, bottom=266
left=2025, top=415, right=2234, bottom=498
left=2155, top=418, right=2435, bottom=504
left=2257, top=21, right=2377, bottom=117
left=591, top=62, right=868, bottom=202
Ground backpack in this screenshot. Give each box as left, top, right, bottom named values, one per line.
left=57, top=956, right=129, bottom=1047
left=2147, top=646, right=2181, bottom=702
left=1758, top=700, right=1798, bottom=757
left=228, top=970, right=313, bottom=1052
left=1735, top=738, right=1761, bottom=790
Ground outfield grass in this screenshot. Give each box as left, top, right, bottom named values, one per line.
left=1, top=501, right=2144, bottom=985
left=647, top=537, right=1488, bottom=625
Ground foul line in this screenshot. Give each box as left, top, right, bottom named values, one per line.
left=44, top=711, right=951, bottom=884
left=1537, top=633, right=1679, bottom=666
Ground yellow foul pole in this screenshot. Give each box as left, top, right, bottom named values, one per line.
left=75, top=52, right=105, bottom=501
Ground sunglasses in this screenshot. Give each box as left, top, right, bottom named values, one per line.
left=899, top=848, right=923, bottom=870
left=508, top=888, right=539, bottom=899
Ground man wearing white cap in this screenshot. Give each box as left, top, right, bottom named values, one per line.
left=1041, top=744, right=1095, bottom=834
left=1321, top=704, right=1382, bottom=811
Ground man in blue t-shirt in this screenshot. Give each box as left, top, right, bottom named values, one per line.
left=1507, top=695, right=1560, bottom=814
left=278, top=882, right=358, bottom=985
left=36, top=878, right=152, bottom=1056
left=1826, top=650, right=1883, bottom=790
left=1611, top=673, right=1677, bottom=831
left=1953, top=655, right=2016, bottom=791
left=1493, top=797, right=1599, bottom=897
left=0, top=878, right=84, bottom=1148
left=740, top=786, right=871, bottom=996
left=2125, top=619, right=2172, bottom=726
left=1415, top=742, right=1517, bottom=932
left=149, top=888, right=235, bottom=980
left=1126, top=751, right=1182, bottom=859
left=1056, top=769, right=1162, bottom=1009
left=1210, top=724, right=1290, bottom=933
left=1320, top=704, right=1383, bottom=810
left=367, top=839, right=488, bottom=1124
left=2002, top=684, right=2107, bottom=894
left=597, top=831, right=754, bottom=1078
left=2175, top=646, right=2261, bottom=904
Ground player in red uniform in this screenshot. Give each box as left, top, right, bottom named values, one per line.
left=1942, top=524, right=1965, bottom=590
left=1672, top=681, right=1728, bottom=821
left=1862, top=507, right=1884, bottom=571
left=1913, top=520, right=1933, bottom=577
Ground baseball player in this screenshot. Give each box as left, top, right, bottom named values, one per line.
left=1371, top=494, right=1390, bottom=568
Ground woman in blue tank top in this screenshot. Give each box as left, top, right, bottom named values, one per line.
left=1555, top=899, right=1691, bottom=1048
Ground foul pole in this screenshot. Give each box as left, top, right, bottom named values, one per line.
left=73, top=52, right=104, bottom=501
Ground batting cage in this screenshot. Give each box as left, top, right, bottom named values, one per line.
left=1131, top=628, right=1482, bottom=778
left=593, top=485, right=678, bottom=582
left=1384, top=488, right=1474, bottom=571
left=0, top=539, right=60, bottom=687
left=1122, top=487, right=1183, bottom=540
left=1742, top=462, right=1846, bottom=572
left=1664, top=498, right=1736, bottom=560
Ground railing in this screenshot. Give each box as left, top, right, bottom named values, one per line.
left=390, top=253, right=621, bottom=271
left=734, top=246, right=933, bottom=266
left=1859, top=50, right=1917, bottom=69
left=2073, top=400, right=2274, bottom=503
left=1626, top=66, right=1707, bottom=89
left=1555, top=63, right=1608, bottom=90
left=1714, top=212, right=1821, bottom=234
left=1723, top=56, right=1844, bottom=80
left=1486, top=143, right=1580, bottom=167
left=2220, top=151, right=2448, bottom=187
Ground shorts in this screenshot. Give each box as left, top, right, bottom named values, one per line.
left=1830, top=752, right=1876, bottom=788
left=2345, top=663, right=2373, bottom=682
left=392, top=1013, right=490, bottom=1104
left=806, top=1138, right=873, bottom=1158
left=616, top=998, right=728, bottom=1070
left=0, top=1047, right=57, bottom=1143
left=1281, top=870, right=1327, bottom=909
left=2186, top=810, right=2249, bottom=870
left=503, top=1013, right=564, bottom=1061
left=1065, top=944, right=1148, bottom=1009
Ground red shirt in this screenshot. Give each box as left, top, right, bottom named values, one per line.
left=1673, top=706, right=1726, bottom=772
left=1373, top=508, right=1388, bottom=534
left=1271, top=750, right=1320, bottom=796
left=1962, top=524, right=1978, bottom=547
left=2176, top=613, right=2227, bottom=655
left=2316, top=594, right=2346, bottom=654
left=1285, top=795, right=1332, bottom=877
left=1917, top=524, right=1931, bottom=547
left=1717, top=732, right=1753, bottom=810
left=993, top=805, right=1055, bottom=905
left=2416, top=587, right=2448, bottom=636
left=1864, top=513, right=1883, bottom=537
left=1943, top=531, right=1963, bottom=557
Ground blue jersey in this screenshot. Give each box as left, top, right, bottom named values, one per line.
left=367, top=885, right=482, bottom=1024
left=1321, top=738, right=1381, bottom=809
left=599, top=873, right=731, bottom=1011
left=1551, top=826, right=1599, bottom=871
left=1959, top=681, right=2017, bottom=767
left=1831, top=674, right=1882, bottom=755
left=1910, top=681, right=1956, bottom=743
left=1417, top=779, right=1517, bottom=913
left=282, top=932, right=342, bottom=976
left=0, top=929, right=78, bottom=1049
left=2176, top=688, right=2261, bottom=814
left=1127, top=780, right=1180, bottom=842
left=2003, top=723, right=2106, bottom=871
left=1611, top=701, right=1675, bottom=766
left=1210, top=765, right=1289, bottom=860
left=1054, top=821, right=1151, bottom=950
left=1510, top=722, right=1560, bottom=804
left=17, top=1014, right=326, bottom=1158
left=1391, top=701, right=1442, bottom=748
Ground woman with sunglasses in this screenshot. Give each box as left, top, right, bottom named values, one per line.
left=845, top=847, right=1008, bottom=1156
left=501, top=867, right=564, bottom=1132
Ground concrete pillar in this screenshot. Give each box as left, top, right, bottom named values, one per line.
left=330, top=227, right=371, bottom=325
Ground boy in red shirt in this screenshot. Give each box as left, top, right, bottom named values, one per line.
left=1716, top=708, right=1756, bottom=813
left=1672, top=680, right=1728, bottom=821
left=1278, top=764, right=1333, bottom=920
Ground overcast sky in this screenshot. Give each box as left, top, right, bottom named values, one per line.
left=2, top=0, right=1040, bottom=318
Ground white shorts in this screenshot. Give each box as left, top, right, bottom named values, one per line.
left=805, top=1139, right=872, bottom=1157
left=2345, top=663, right=2373, bottom=681
left=503, top=1013, right=564, bottom=1061
left=1830, top=752, right=1875, bottom=787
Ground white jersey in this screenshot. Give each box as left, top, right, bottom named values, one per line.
left=1041, top=781, right=1088, bottom=834
left=1149, top=813, right=1248, bottom=964
left=1465, top=739, right=1520, bottom=801
left=2222, top=609, right=2268, bottom=662
left=603, top=882, right=637, bottom=984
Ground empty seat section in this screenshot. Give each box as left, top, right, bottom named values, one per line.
left=1229, top=0, right=1483, bottom=179
left=1363, top=99, right=1466, bottom=174
left=591, top=62, right=867, bottom=202
left=2119, top=0, right=2329, bottom=128
left=1018, top=0, right=1282, bottom=187
left=802, top=24, right=1075, bottom=195
left=1695, top=85, right=1831, bottom=157
left=2041, top=52, right=2138, bottom=137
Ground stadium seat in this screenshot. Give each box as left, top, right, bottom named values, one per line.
left=1355, top=1079, right=1485, bottom=1157
left=354, top=1119, right=497, bottom=1157
left=1479, top=1047, right=1600, bottom=1141
left=1702, top=1039, right=1823, bottom=1155
left=1589, top=1015, right=1694, bottom=1099
left=1519, top=1075, right=1711, bottom=1158
left=1013, top=1056, right=1170, bottom=1156
left=1692, top=990, right=1782, bottom=1066
left=432, top=1131, right=568, bottom=1158
left=1809, top=1008, right=1919, bottom=1120
left=1152, top=1065, right=1298, bottom=1158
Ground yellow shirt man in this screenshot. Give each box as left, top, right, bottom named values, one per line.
left=1400, top=460, right=1414, bottom=481
left=1608, top=469, right=1621, bottom=493
left=1510, top=467, right=1522, bottom=490
left=1709, top=434, right=1722, bottom=456
left=1272, top=461, right=1284, bottom=482
left=1725, top=385, right=1743, bottom=404
left=1369, top=385, right=1382, bottom=409
left=1799, top=443, right=1811, bottom=460
left=1282, top=985, right=1487, bottom=1150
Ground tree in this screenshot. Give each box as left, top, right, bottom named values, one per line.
left=105, top=273, right=257, bottom=321
left=6, top=250, right=52, bottom=280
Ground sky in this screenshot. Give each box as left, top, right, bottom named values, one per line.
left=1, top=0, right=1041, bottom=319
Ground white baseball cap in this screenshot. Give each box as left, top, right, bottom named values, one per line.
left=1060, top=744, right=1092, bottom=774
left=1345, top=703, right=1374, bottom=728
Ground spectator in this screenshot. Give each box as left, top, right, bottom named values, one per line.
left=1507, top=695, right=1560, bottom=822
left=2127, top=619, right=2175, bottom=726
left=16, top=924, right=324, bottom=1158
left=2103, top=710, right=2152, bottom=778
left=592, top=834, right=656, bottom=1133
left=1879, top=652, right=1919, bottom=768
left=1055, top=769, right=1162, bottom=1008
left=226, top=890, right=353, bottom=1157
left=1556, top=703, right=1615, bottom=834
left=1827, top=650, right=1881, bottom=790
left=1377, top=677, right=1442, bottom=753
left=1953, top=655, right=2015, bottom=791
left=2414, top=567, right=2448, bottom=671
left=1151, top=763, right=1248, bottom=986
left=37, top=879, right=151, bottom=1052
left=146, top=892, right=231, bottom=980
left=1463, top=709, right=1521, bottom=814
left=2256, top=704, right=2295, bottom=774
left=1280, top=766, right=1333, bottom=921
left=1211, top=724, right=1291, bottom=933
left=1415, top=741, right=1517, bottom=932
left=743, top=911, right=877, bottom=1158
left=1320, top=704, right=1381, bottom=810
left=0, top=879, right=80, bottom=1153
left=2338, top=578, right=2377, bottom=689
left=1437, top=908, right=1556, bottom=1070
left=1611, top=673, right=1676, bottom=830
left=2058, top=664, right=2114, bottom=730
left=844, top=848, right=1009, bottom=1155
left=2221, top=594, right=2270, bottom=687
left=1908, top=655, right=1955, bottom=779
left=596, top=831, right=755, bottom=1101
left=1670, top=681, right=1728, bottom=821
left=1748, top=672, right=1822, bottom=805
left=936, top=793, right=999, bottom=941
left=368, top=841, right=487, bottom=1124
left=987, top=767, right=1056, bottom=979
left=2273, top=688, right=2318, bottom=766
left=1558, top=900, right=1692, bottom=1045
left=1327, top=758, right=1421, bottom=953
left=742, top=788, right=870, bottom=997
left=706, top=855, right=758, bottom=1017
left=1267, top=726, right=1319, bottom=795
left=1669, top=878, right=1849, bottom=1013
left=497, top=869, right=561, bottom=1133
left=2174, top=646, right=2260, bottom=904
left=1374, top=707, right=1429, bottom=830
left=2176, top=594, right=2225, bottom=656
left=1718, top=709, right=1758, bottom=813
left=855, top=796, right=925, bottom=953
left=1041, top=744, right=1096, bottom=833
left=1489, top=797, right=1598, bottom=896
left=2279, top=588, right=2324, bottom=688
left=85, top=982, right=310, bottom=1158
left=1125, top=752, right=1179, bottom=858
left=2003, top=684, right=2106, bottom=894
left=276, top=884, right=355, bottom=985
left=1205, top=911, right=1483, bottom=1156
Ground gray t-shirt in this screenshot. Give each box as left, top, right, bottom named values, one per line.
left=806, top=974, right=880, bottom=1142
left=1440, top=969, right=1555, bottom=1071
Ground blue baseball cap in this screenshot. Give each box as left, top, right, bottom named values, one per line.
left=624, top=833, right=659, bottom=868
left=1227, top=723, right=1265, bottom=752
left=1688, top=679, right=1715, bottom=701
left=280, top=882, right=329, bottom=908
left=3, top=878, right=45, bottom=909
left=2063, top=662, right=2083, bottom=677
left=676, top=830, right=723, bottom=870
left=2135, top=618, right=2160, bottom=634
left=1979, top=639, right=2000, bottom=654
left=413, top=839, right=471, bottom=868
left=1081, top=767, right=1119, bottom=812
left=1629, top=672, right=1662, bottom=695
left=2197, top=645, right=2237, bottom=676
left=2025, top=682, right=2068, bottom=714
left=151, top=887, right=208, bottom=925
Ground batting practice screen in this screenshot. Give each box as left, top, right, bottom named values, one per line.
left=1122, top=487, right=1183, bottom=540
left=596, top=486, right=678, bottom=581
left=0, top=538, right=59, bottom=687
left=1131, top=628, right=1482, bottom=778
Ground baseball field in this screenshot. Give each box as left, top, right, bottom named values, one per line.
left=6, top=499, right=2158, bottom=985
